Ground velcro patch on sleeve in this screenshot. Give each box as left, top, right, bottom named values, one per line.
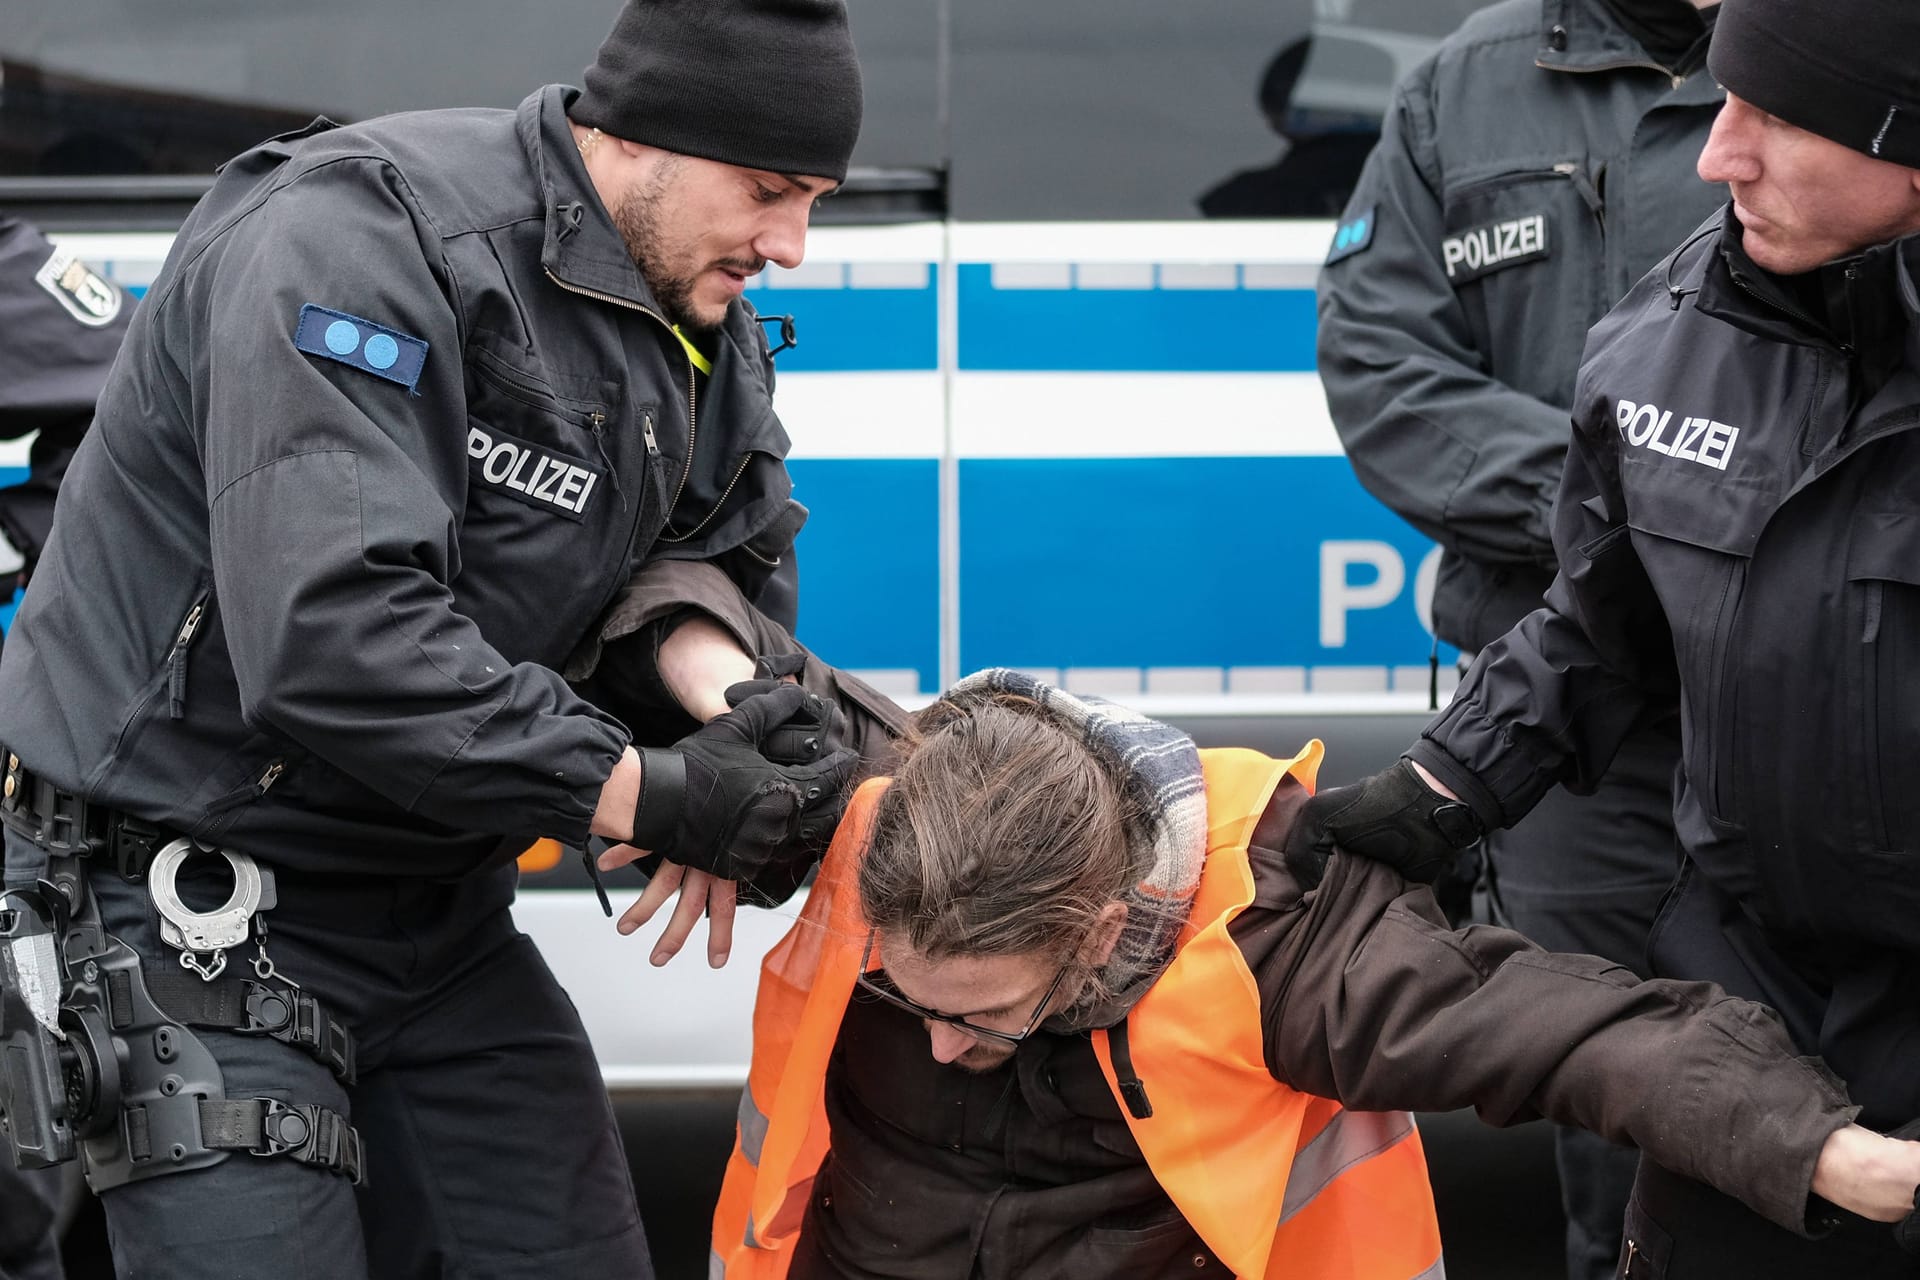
left=1324, top=205, right=1376, bottom=266
left=294, top=304, right=429, bottom=393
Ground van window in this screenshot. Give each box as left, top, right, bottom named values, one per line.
left=948, top=0, right=1485, bottom=220
left=3, top=0, right=1484, bottom=225
left=0, top=0, right=941, bottom=223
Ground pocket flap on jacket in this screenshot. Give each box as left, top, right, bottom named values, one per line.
left=1847, top=510, right=1920, bottom=585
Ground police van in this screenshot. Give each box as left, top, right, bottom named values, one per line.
left=3, top=0, right=1565, bottom=1266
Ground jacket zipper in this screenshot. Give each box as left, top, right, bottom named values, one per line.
left=660, top=452, right=753, bottom=546
left=587, top=408, right=627, bottom=510
left=538, top=269, right=691, bottom=621
left=167, top=592, right=210, bottom=720
left=1707, top=562, right=1747, bottom=820
left=1544, top=54, right=1688, bottom=87
left=1860, top=581, right=1892, bottom=849
left=202, top=757, right=288, bottom=816
left=542, top=268, right=700, bottom=520
left=1550, top=162, right=1605, bottom=227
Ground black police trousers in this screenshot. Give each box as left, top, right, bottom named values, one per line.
left=85, top=855, right=651, bottom=1280
left=1481, top=715, right=1681, bottom=1280
left=0, top=1162, right=64, bottom=1280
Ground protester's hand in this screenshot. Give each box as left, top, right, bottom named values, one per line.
left=1281, top=757, right=1484, bottom=889
left=1810, top=1123, right=1920, bottom=1233
left=596, top=845, right=737, bottom=967
left=629, top=683, right=858, bottom=883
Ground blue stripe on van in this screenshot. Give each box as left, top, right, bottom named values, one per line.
left=955, top=265, right=1319, bottom=373
left=956, top=456, right=1437, bottom=670
left=742, top=285, right=938, bottom=373
left=789, top=458, right=941, bottom=684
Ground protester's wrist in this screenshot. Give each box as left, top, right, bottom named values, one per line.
left=1811, top=1124, right=1920, bottom=1223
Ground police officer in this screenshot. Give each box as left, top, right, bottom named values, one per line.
left=0, top=217, right=130, bottom=1280
left=0, top=1, right=865, bottom=1276
left=0, top=218, right=131, bottom=633
left=1315, top=4, right=1722, bottom=1274
left=1294, top=0, right=1920, bottom=1272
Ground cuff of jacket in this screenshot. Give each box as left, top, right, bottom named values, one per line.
left=1404, top=737, right=1508, bottom=831
left=1411, top=688, right=1576, bottom=829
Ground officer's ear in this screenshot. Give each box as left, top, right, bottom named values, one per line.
left=1079, top=902, right=1129, bottom=970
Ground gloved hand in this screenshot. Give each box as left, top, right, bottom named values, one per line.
left=726, top=653, right=847, bottom=767
left=630, top=682, right=857, bottom=882
left=1282, top=758, right=1485, bottom=889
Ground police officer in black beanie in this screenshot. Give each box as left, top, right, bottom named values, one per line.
left=1296, top=0, right=1920, bottom=1273
left=0, top=2, right=870, bottom=1277
left=1316, top=3, right=1726, bottom=1272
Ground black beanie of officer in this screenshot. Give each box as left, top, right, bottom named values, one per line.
left=1709, top=0, right=1920, bottom=169
left=573, top=0, right=864, bottom=182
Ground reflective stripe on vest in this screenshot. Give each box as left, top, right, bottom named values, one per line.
left=711, top=747, right=1446, bottom=1279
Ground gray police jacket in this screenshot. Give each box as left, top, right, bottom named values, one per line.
left=0, top=86, right=804, bottom=878
left=1316, top=0, right=1725, bottom=651
left=1411, top=214, right=1920, bottom=1125
left=0, top=219, right=131, bottom=566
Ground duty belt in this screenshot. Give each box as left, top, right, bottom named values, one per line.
left=0, top=752, right=169, bottom=881
left=0, top=751, right=357, bottom=1085
left=140, top=965, right=357, bottom=1084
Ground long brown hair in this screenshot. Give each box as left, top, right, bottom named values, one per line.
left=857, top=693, right=1145, bottom=986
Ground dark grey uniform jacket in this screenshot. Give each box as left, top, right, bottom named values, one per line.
left=1316, top=0, right=1725, bottom=651
left=0, top=86, right=806, bottom=878
left=1412, top=216, right=1920, bottom=1128
left=0, top=218, right=132, bottom=569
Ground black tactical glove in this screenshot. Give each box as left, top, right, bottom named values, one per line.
left=1282, top=758, right=1485, bottom=889
left=727, top=654, right=848, bottom=767
left=630, top=682, right=857, bottom=882
left=724, top=673, right=852, bottom=854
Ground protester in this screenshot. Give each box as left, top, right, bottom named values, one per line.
left=711, top=671, right=1920, bottom=1279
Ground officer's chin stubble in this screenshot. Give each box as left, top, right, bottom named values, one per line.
left=608, top=156, right=719, bottom=335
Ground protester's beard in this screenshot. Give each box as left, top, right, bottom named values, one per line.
left=948, top=1039, right=1018, bottom=1074
left=610, top=157, right=762, bottom=337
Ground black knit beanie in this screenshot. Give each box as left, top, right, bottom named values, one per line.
left=573, top=0, right=863, bottom=182
left=1709, top=0, right=1920, bottom=169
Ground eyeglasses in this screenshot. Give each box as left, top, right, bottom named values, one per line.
left=854, top=930, right=1072, bottom=1046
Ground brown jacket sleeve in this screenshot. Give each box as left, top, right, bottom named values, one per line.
left=1232, top=778, right=1857, bottom=1235
left=569, top=557, right=909, bottom=761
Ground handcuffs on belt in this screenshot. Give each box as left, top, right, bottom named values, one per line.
left=145, top=838, right=289, bottom=984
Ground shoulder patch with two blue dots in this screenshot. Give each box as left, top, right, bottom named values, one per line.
left=1324, top=205, right=1376, bottom=266
left=294, top=304, right=429, bottom=393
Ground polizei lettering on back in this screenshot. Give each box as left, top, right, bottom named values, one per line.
left=466, top=426, right=605, bottom=523
left=1441, top=213, right=1550, bottom=284
left=1614, top=399, right=1741, bottom=471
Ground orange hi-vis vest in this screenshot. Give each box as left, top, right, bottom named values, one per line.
left=711, top=745, right=1446, bottom=1280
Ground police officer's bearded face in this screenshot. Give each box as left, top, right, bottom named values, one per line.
left=607, top=146, right=832, bottom=334
left=1698, top=94, right=1920, bottom=275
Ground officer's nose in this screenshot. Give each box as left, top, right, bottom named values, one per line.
left=926, top=1021, right=974, bottom=1065
left=1699, top=93, right=1762, bottom=186
left=755, top=201, right=811, bottom=271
